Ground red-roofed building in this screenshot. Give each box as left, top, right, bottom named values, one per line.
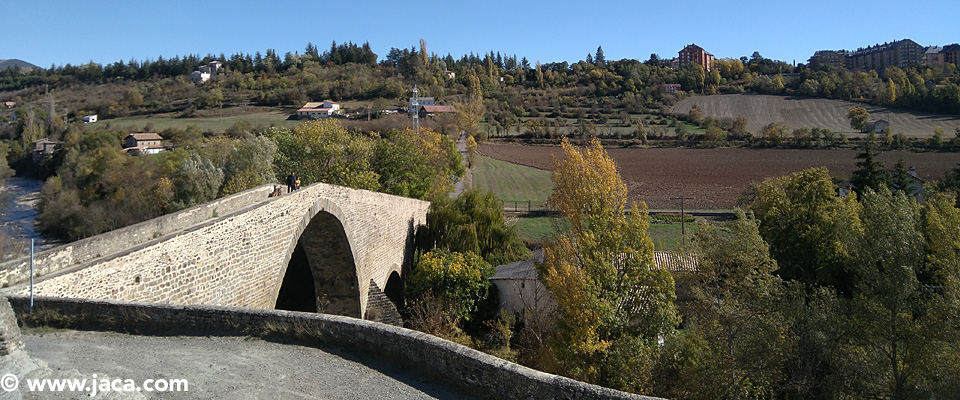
left=297, top=100, right=341, bottom=119
left=418, top=105, right=456, bottom=119
left=678, top=44, right=715, bottom=72
left=123, top=133, right=166, bottom=155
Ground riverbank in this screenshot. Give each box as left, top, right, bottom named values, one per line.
left=0, top=177, right=56, bottom=256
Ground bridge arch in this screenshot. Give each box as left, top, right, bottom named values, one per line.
left=273, top=198, right=362, bottom=317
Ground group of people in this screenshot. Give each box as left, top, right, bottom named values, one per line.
left=285, top=172, right=301, bottom=193
left=268, top=172, right=302, bottom=198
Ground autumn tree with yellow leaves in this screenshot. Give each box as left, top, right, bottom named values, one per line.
left=538, top=138, right=679, bottom=393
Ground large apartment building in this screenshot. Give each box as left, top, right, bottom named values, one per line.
left=845, top=39, right=923, bottom=71
left=808, top=39, right=924, bottom=71
left=808, top=50, right=849, bottom=70
left=678, top=44, right=715, bottom=72
left=941, top=44, right=960, bottom=66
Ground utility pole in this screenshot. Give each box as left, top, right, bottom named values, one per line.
left=670, top=196, right=694, bottom=248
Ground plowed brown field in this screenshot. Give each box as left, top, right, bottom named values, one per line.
left=479, top=143, right=960, bottom=210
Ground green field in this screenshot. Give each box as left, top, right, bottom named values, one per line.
left=508, top=214, right=697, bottom=250
left=88, top=111, right=303, bottom=132
left=472, top=155, right=553, bottom=205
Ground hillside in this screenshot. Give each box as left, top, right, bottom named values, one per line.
left=0, top=59, right=38, bottom=70
left=672, top=94, right=960, bottom=138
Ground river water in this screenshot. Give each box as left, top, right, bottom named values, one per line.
left=0, top=177, right=56, bottom=255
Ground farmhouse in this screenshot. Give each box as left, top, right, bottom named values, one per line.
left=409, top=96, right=435, bottom=113
left=491, top=250, right=699, bottom=315
left=3, top=101, right=14, bottom=109
left=82, top=114, right=97, bottom=123
left=418, top=105, right=456, bottom=119
left=123, top=133, right=166, bottom=155
left=190, top=61, right=223, bottom=84
left=297, top=100, right=341, bottom=119
left=190, top=71, right=211, bottom=83
left=865, top=119, right=890, bottom=133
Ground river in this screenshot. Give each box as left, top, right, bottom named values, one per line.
left=0, top=176, right=56, bottom=256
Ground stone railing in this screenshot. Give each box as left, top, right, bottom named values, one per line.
left=4, top=296, right=658, bottom=400
left=0, top=185, right=275, bottom=288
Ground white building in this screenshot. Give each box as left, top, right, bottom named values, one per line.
left=190, top=71, right=211, bottom=83
left=82, top=114, right=97, bottom=123
left=296, top=100, right=341, bottom=119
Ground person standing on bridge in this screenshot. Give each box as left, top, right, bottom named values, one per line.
left=286, top=172, right=297, bottom=193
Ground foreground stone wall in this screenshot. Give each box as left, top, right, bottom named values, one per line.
left=6, top=296, right=657, bottom=400
left=7, top=183, right=429, bottom=318
left=0, top=185, right=275, bottom=288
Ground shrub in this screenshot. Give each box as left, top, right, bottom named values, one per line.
left=406, top=249, right=494, bottom=321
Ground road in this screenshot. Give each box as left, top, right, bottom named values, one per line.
left=451, top=131, right=467, bottom=198
left=21, top=329, right=479, bottom=399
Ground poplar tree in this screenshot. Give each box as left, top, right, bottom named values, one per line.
left=539, top=138, right=678, bottom=393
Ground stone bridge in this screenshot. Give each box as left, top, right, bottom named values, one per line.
left=0, top=183, right=430, bottom=323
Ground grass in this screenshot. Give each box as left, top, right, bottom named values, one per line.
left=648, top=222, right=699, bottom=250
left=472, top=155, right=553, bottom=205
left=509, top=214, right=569, bottom=243
left=88, top=110, right=303, bottom=132
left=508, top=214, right=697, bottom=251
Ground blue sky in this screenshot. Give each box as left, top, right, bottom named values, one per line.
left=6, top=0, right=959, bottom=68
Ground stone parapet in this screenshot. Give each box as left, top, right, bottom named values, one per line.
left=6, top=296, right=657, bottom=400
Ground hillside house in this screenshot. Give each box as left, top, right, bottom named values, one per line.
left=199, top=61, right=222, bottom=75
left=409, top=96, right=435, bottom=113
left=82, top=114, right=97, bottom=123
left=3, top=101, right=14, bottom=109
left=190, top=71, right=211, bottom=83
left=190, top=61, right=223, bottom=84
left=659, top=83, right=682, bottom=93
left=418, top=105, right=456, bottom=119
left=123, top=133, right=166, bottom=155
left=296, top=100, right=341, bottom=119
left=31, top=138, right=59, bottom=162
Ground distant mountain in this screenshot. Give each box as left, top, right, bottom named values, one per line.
left=0, top=59, right=39, bottom=70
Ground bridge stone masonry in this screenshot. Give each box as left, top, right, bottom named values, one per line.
left=0, top=182, right=430, bottom=323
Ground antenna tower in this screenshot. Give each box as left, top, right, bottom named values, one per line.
left=411, top=85, right=420, bottom=131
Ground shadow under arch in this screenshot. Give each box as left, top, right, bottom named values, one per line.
left=383, top=270, right=403, bottom=307
left=274, top=198, right=361, bottom=317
